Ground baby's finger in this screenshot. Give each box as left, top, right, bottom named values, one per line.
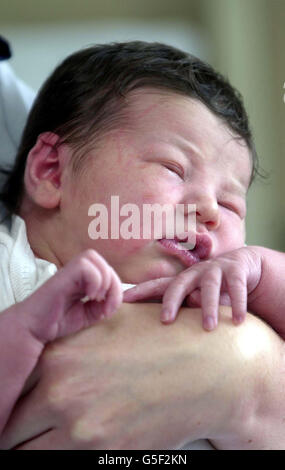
left=54, top=256, right=102, bottom=305
left=123, top=277, right=174, bottom=302
left=161, top=271, right=199, bottom=323
left=79, top=262, right=103, bottom=302
left=200, top=267, right=222, bottom=331
left=226, top=270, right=247, bottom=325
left=83, top=250, right=112, bottom=301
left=102, top=271, right=123, bottom=318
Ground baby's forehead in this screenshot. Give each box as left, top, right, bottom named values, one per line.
left=96, top=89, right=252, bottom=192
left=126, top=89, right=250, bottom=155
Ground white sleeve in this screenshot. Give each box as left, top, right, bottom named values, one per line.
left=121, top=283, right=136, bottom=291
left=0, top=236, right=16, bottom=312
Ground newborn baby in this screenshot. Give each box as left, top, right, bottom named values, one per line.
left=1, top=41, right=284, bottom=448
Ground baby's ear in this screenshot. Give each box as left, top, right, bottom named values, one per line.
left=24, top=132, right=69, bottom=209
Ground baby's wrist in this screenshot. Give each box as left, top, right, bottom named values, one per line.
left=246, top=245, right=285, bottom=315
left=1, top=303, right=45, bottom=358
left=11, top=300, right=50, bottom=348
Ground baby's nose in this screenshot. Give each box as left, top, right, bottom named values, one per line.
left=195, top=197, right=220, bottom=230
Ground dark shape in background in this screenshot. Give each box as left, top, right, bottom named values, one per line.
left=0, top=36, right=11, bottom=60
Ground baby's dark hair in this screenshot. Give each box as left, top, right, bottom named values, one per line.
left=0, top=40, right=259, bottom=213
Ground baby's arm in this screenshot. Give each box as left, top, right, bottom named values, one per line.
left=0, top=249, right=122, bottom=436
left=247, top=246, right=285, bottom=338
left=0, top=303, right=45, bottom=435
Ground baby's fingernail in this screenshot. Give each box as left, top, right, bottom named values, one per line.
left=161, top=309, right=173, bottom=323
left=234, top=315, right=244, bottom=325
left=204, top=316, right=216, bottom=331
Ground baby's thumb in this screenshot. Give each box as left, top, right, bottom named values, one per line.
left=102, top=275, right=123, bottom=318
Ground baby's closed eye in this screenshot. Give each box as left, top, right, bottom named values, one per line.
left=218, top=200, right=246, bottom=218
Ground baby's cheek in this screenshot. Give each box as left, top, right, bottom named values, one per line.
left=232, top=218, right=246, bottom=247
left=215, top=216, right=246, bottom=256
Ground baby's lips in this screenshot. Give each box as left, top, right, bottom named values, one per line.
left=174, top=231, right=213, bottom=259
left=195, top=232, right=213, bottom=260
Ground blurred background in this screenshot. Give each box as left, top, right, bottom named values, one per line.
left=1, top=0, right=284, bottom=250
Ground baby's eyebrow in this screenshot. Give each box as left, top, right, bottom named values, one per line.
left=142, top=140, right=251, bottom=193
left=178, top=146, right=250, bottom=195
left=221, top=179, right=248, bottom=198
left=174, top=139, right=204, bottom=162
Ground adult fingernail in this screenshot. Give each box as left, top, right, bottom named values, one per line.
left=234, top=315, right=244, bottom=325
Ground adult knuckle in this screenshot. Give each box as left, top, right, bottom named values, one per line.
left=70, top=417, right=105, bottom=449
left=44, top=381, right=69, bottom=413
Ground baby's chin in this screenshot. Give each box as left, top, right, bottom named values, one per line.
left=120, top=258, right=185, bottom=285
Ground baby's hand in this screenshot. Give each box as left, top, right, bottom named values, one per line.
left=123, top=247, right=262, bottom=331
left=22, top=249, right=123, bottom=343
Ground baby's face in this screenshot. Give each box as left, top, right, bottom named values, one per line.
left=61, top=89, right=252, bottom=284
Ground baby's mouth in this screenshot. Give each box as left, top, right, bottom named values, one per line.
left=157, top=233, right=212, bottom=268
